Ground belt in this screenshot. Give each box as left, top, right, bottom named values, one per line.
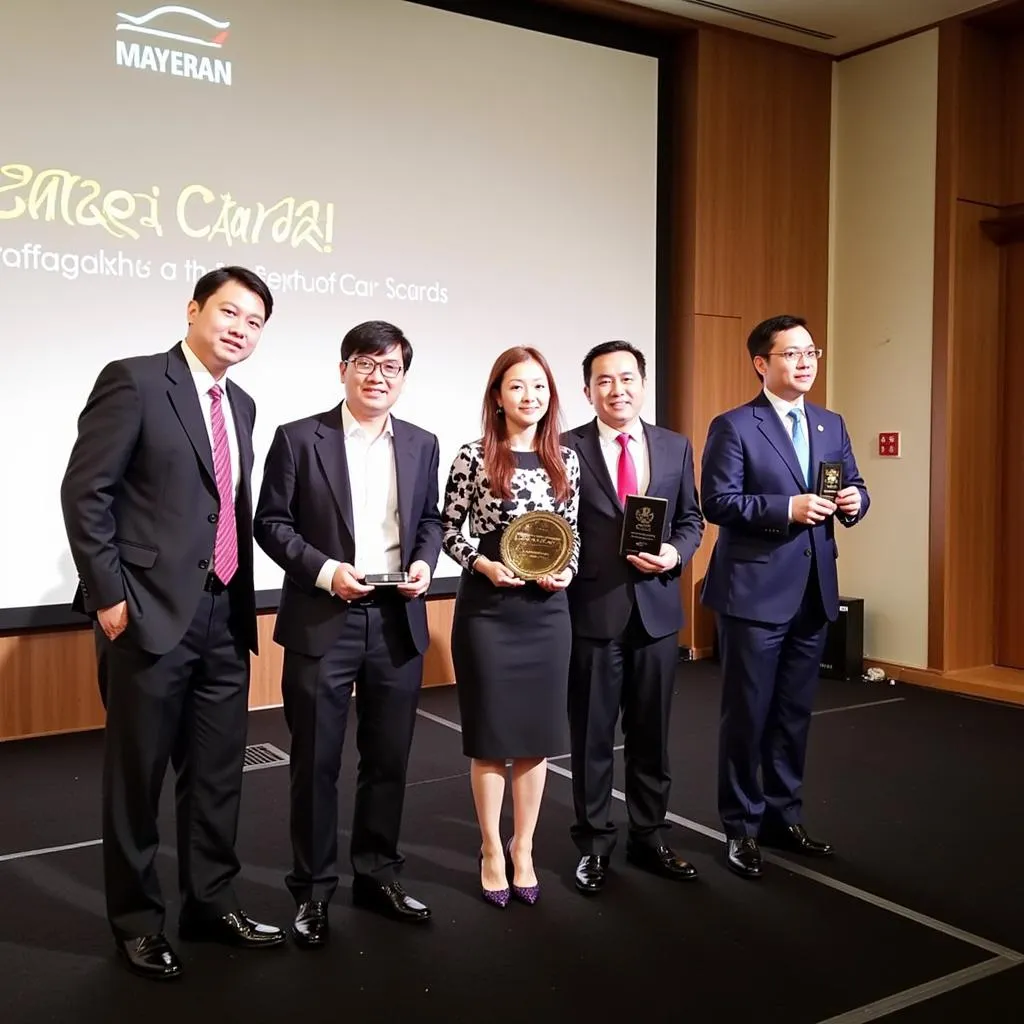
left=348, top=589, right=402, bottom=608
left=203, top=572, right=228, bottom=594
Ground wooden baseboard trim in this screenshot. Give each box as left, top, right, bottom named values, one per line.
left=866, top=659, right=1024, bottom=707
left=0, top=722, right=102, bottom=744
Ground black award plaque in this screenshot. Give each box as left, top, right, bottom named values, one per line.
left=619, top=494, right=668, bottom=556
left=816, top=461, right=843, bottom=502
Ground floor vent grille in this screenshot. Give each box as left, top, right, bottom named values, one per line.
left=242, top=742, right=290, bottom=772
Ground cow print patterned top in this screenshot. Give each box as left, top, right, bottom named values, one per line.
left=441, top=440, right=581, bottom=574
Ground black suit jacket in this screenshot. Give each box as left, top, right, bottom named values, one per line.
left=562, top=419, right=704, bottom=640
left=60, top=344, right=258, bottom=656
left=253, top=405, right=443, bottom=659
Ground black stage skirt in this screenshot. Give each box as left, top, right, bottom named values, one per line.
left=451, top=530, right=571, bottom=759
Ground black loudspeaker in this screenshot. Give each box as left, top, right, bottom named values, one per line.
left=820, top=596, right=864, bottom=681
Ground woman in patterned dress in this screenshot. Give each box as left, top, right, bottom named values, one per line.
left=442, top=346, right=580, bottom=907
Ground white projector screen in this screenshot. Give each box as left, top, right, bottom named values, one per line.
left=0, top=0, right=659, bottom=612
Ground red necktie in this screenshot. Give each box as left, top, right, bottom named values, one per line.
left=208, top=384, right=238, bottom=585
left=616, top=432, right=638, bottom=505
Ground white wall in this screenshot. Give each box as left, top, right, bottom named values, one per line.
left=828, top=31, right=939, bottom=668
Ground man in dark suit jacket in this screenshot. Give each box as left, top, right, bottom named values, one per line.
left=562, top=341, right=704, bottom=895
left=60, top=267, right=283, bottom=980
left=254, top=320, right=443, bottom=949
left=701, top=314, right=869, bottom=879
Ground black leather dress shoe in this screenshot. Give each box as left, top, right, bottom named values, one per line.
left=292, top=901, right=329, bottom=949
left=178, top=909, right=285, bottom=948
left=759, top=823, right=834, bottom=857
left=116, top=933, right=183, bottom=980
left=352, top=878, right=431, bottom=923
left=727, top=837, right=763, bottom=879
left=626, top=843, right=699, bottom=881
left=574, top=854, right=609, bottom=894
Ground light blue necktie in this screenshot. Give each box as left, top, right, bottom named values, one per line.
left=788, top=409, right=810, bottom=488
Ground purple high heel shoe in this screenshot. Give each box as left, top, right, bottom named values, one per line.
left=478, top=849, right=510, bottom=908
left=505, top=838, right=540, bottom=905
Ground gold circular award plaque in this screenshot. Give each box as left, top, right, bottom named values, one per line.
left=499, top=510, right=575, bottom=580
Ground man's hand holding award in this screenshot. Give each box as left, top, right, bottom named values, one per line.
left=620, top=493, right=676, bottom=573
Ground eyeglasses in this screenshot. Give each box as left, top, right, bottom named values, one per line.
left=761, top=348, right=823, bottom=364
left=345, top=355, right=404, bottom=379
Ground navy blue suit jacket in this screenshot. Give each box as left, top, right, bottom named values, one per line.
left=699, top=393, right=868, bottom=625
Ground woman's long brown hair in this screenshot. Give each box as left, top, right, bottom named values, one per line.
left=480, top=347, right=571, bottom=504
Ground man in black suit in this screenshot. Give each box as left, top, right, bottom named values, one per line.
left=254, top=320, right=443, bottom=949
left=60, top=267, right=284, bottom=981
left=562, top=341, right=704, bottom=894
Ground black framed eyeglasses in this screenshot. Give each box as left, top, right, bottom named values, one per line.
left=345, top=355, right=404, bottom=379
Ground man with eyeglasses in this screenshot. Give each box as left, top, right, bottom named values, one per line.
left=254, top=321, right=443, bottom=946
left=700, top=315, right=869, bottom=879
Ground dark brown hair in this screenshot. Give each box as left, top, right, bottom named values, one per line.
left=481, top=347, right=571, bottom=504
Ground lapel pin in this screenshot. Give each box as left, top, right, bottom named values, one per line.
left=817, top=424, right=824, bottom=432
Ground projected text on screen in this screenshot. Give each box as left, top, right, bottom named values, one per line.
left=0, top=164, right=334, bottom=249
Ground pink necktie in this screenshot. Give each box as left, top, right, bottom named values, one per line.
left=616, top=432, right=638, bottom=505
left=208, top=385, right=238, bottom=585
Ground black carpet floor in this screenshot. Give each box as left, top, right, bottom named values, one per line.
left=1, top=661, right=1022, bottom=1023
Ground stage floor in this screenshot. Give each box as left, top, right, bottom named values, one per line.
left=1, top=661, right=1021, bottom=1023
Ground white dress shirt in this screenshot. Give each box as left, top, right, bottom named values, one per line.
left=763, top=386, right=807, bottom=521
left=596, top=416, right=650, bottom=496
left=316, top=402, right=401, bottom=594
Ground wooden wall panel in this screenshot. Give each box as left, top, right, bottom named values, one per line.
left=691, top=30, right=833, bottom=379
left=942, top=203, right=1003, bottom=670
left=680, top=314, right=747, bottom=655
left=0, top=629, right=104, bottom=740
left=1006, top=36, right=1024, bottom=205
left=996, top=31, right=1024, bottom=667
left=249, top=616, right=285, bottom=708
left=997, top=228, right=1024, bottom=667
left=931, top=19, right=1015, bottom=674
left=929, top=24, right=958, bottom=671
left=0, top=597, right=459, bottom=742
left=957, top=25, right=1006, bottom=205
left=423, top=598, right=456, bottom=687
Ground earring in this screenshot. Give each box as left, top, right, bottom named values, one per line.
left=497, top=406, right=504, bottom=415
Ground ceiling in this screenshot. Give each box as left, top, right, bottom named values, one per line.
left=620, top=0, right=996, bottom=55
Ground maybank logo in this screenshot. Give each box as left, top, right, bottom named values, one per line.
left=115, top=6, right=232, bottom=86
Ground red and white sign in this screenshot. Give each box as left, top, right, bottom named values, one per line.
left=878, top=432, right=900, bottom=457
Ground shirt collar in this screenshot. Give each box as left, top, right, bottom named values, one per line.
left=596, top=416, right=644, bottom=446
left=763, top=386, right=805, bottom=419
left=180, top=340, right=227, bottom=390
left=341, top=401, right=394, bottom=439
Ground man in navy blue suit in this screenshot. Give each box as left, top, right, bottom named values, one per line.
left=700, top=315, right=869, bottom=879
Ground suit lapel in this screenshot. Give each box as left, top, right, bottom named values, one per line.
left=165, top=346, right=216, bottom=488
left=314, top=406, right=355, bottom=540
left=805, top=403, right=825, bottom=487
left=226, top=380, right=253, bottom=488
left=392, top=419, right=416, bottom=565
left=752, top=394, right=807, bottom=490
left=642, top=421, right=668, bottom=496
left=576, top=419, right=620, bottom=508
